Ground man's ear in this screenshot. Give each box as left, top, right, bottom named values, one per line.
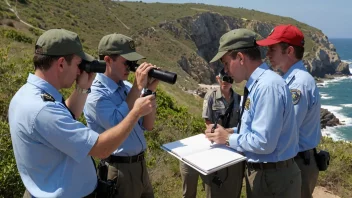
left=103, top=55, right=111, bottom=63
left=238, top=52, right=244, bottom=64
left=287, top=46, right=295, bottom=57
left=57, top=57, right=65, bottom=70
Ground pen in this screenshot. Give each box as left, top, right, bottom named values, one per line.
left=211, top=115, right=222, bottom=144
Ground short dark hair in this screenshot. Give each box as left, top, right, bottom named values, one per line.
left=279, top=42, right=304, bottom=59
left=229, top=47, right=262, bottom=61
left=98, top=54, right=119, bottom=61
left=33, top=46, right=74, bottom=71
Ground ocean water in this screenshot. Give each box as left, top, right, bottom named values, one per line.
left=318, top=38, right=352, bottom=141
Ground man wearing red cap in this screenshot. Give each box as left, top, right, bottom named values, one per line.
left=257, top=24, right=322, bottom=198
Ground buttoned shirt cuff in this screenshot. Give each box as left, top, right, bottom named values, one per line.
left=229, top=133, right=244, bottom=152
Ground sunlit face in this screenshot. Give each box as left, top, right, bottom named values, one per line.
left=61, top=54, right=82, bottom=88
left=266, top=43, right=289, bottom=71
left=109, top=56, right=130, bottom=82
left=221, top=53, right=246, bottom=83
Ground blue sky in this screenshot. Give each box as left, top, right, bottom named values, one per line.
left=122, top=0, right=352, bottom=38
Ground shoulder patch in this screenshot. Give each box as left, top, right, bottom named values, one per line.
left=40, top=93, right=55, bottom=102
left=290, top=89, right=301, bottom=105
left=244, top=98, right=250, bottom=110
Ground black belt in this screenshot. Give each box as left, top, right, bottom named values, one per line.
left=106, top=152, right=145, bottom=164
left=247, top=158, right=295, bottom=170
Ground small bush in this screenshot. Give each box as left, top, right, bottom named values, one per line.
left=0, top=29, right=33, bottom=43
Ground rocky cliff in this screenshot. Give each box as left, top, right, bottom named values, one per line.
left=159, top=12, right=350, bottom=83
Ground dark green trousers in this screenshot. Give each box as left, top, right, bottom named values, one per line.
left=245, top=160, right=302, bottom=198
left=295, top=149, right=319, bottom=198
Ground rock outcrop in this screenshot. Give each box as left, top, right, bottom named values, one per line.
left=321, top=108, right=342, bottom=129
left=159, top=12, right=350, bottom=84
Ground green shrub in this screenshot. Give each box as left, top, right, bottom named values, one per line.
left=0, top=28, right=33, bottom=44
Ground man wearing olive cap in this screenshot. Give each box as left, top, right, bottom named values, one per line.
left=205, top=28, right=301, bottom=198
left=84, top=33, right=159, bottom=198
left=8, top=29, right=156, bottom=198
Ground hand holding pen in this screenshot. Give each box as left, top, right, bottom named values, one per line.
left=205, top=123, right=229, bottom=145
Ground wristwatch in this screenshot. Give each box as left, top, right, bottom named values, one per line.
left=76, top=85, right=91, bottom=94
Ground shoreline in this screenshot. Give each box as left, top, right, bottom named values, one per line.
left=317, top=74, right=352, bottom=142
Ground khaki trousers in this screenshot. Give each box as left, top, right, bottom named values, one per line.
left=246, top=160, right=302, bottom=198
left=295, top=149, right=319, bottom=198
left=107, top=159, right=154, bottom=198
left=180, top=161, right=245, bottom=198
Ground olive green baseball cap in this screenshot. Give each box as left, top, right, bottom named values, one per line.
left=98, top=33, right=144, bottom=61
left=210, top=29, right=257, bottom=63
left=35, top=29, right=94, bottom=62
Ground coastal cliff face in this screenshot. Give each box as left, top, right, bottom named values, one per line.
left=159, top=12, right=350, bottom=83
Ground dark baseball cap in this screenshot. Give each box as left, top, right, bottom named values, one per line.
left=256, top=24, right=305, bottom=47
left=210, top=29, right=257, bottom=63
left=35, top=29, right=94, bottom=62
left=98, top=33, right=144, bottom=61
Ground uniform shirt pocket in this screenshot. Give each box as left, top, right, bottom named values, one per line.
left=212, top=104, right=225, bottom=119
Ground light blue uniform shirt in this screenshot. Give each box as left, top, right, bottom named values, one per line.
left=8, top=74, right=98, bottom=198
left=283, top=61, right=321, bottom=152
left=84, top=73, right=146, bottom=156
left=229, top=63, right=299, bottom=163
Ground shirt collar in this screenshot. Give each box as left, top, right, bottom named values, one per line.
left=27, top=73, right=62, bottom=101
left=283, top=60, right=306, bottom=84
left=95, top=73, right=121, bottom=93
left=246, top=62, right=269, bottom=92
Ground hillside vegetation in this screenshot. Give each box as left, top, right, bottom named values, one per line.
left=1, top=1, right=352, bottom=198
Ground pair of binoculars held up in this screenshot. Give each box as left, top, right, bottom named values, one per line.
left=78, top=60, right=177, bottom=85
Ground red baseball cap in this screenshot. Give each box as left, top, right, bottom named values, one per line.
left=256, top=24, right=305, bottom=47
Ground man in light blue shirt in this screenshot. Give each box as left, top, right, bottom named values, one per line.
left=206, top=28, right=301, bottom=198
left=84, top=33, right=159, bottom=198
left=257, top=24, right=322, bottom=198
left=8, top=29, right=156, bottom=198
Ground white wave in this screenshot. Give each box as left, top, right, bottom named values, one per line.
left=342, top=59, right=352, bottom=74
left=319, top=76, right=350, bottom=88
left=321, top=105, right=352, bottom=141
left=319, top=93, right=333, bottom=100
left=341, top=104, right=352, bottom=108
left=322, top=127, right=344, bottom=141
left=321, top=96, right=333, bottom=100
left=341, top=59, right=352, bottom=65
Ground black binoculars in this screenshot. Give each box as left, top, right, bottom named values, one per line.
left=78, top=60, right=177, bottom=85
left=79, top=60, right=106, bottom=73
left=219, top=69, right=233, bottom=84
left=125, top=61, right=177, bottom=84
left=221, top=75, right=233, bottom=84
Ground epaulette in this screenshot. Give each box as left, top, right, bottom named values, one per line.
left=40, top=93, right=55, bottom=102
